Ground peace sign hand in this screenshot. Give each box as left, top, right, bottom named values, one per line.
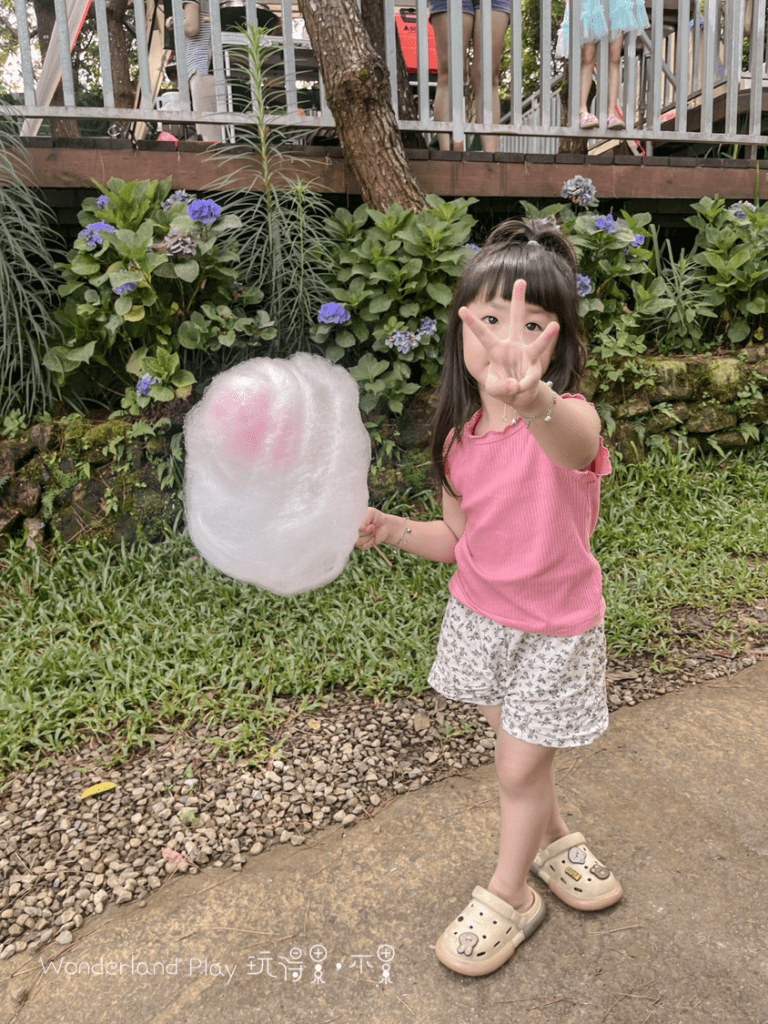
left=458, top=279, right=560, bottom=413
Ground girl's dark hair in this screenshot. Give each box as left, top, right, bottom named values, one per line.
left=431, top=219, right=588, bottom=496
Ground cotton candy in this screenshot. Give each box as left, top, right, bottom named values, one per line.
left=184, top=353, right=371, bottom=595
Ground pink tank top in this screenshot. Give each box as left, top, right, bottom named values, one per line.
left=445, top=397, right=611, bottom=637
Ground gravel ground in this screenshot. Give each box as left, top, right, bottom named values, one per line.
left=1, top=602, right=766, bottom=964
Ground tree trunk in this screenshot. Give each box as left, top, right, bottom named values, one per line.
left=31, top=0, right=80, bottom=138
left=106, top=0, right=136, bottom=112
left=360, top=0, right=426, bottom=148
left=297, top=0, right=426, bottom=212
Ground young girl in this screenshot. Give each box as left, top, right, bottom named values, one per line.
left=356, top=220, right=622, bottom=977
left=558, top=0, right=649, bottom=129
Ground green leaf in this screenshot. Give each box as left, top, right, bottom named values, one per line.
left=349, top=353, right=390, bottom=382
left=368, top=295, right=392, bottom=315
left=174, top=260, right=200, bottom=283
left=335, top=329, right=357, bottom=348
left=126, top=347, right=148, bottom=375
left=727, top=320, right=750, bottom=344
left=124, top=305, right=146, bottom=322
left=114, top=295, right=133, bottom=316
left=426, top=281, right=454, bottom=305
left=71, top=254, right=101, bottom=276
left=171, top=369, right=196, bottom=387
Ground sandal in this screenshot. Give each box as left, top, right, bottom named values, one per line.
left=435, top=885, right=545, bottom=976
left=607, top=113, right=626, bottom=130
left=579, top=112, right=599, bottom=129
left=531, top=832, right=623, bottom=911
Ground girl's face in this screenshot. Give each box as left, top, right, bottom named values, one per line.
left=461, top=292, right=560, bottom=392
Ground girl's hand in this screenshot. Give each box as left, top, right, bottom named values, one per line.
left=356, top=507, right=395, bottom=550
left=458, top=279, right=560, bottom=413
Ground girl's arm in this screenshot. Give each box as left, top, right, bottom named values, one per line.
left=182, top=0, right=201, bottom=37
left=516, top=385, right=601, bottom=471
left=356, top=486, right=465, bottom=563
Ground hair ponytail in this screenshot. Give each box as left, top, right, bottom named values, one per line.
left=483, top=219, right=579, bottom=277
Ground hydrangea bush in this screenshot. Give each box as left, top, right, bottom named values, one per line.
left=686, top=196, right=768, bottom=345
left=522, top=183, right=768, bottom=406
left=311, top=195, right=477, bottom=415
left=45, top=178, right=275, bottom=412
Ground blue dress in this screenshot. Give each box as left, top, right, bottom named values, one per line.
left=558, top=0, right=650, bottom=50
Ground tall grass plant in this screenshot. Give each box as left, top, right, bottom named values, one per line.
left=0, top=117, right=62, bottom=418
left=209, top=26, right=337, bottom=356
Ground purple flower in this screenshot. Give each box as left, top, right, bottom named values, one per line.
left=729, top=201, right=756, bottom=222
left=630, top=233, right=645, bottom=248
left=162, top=190, right=196, bottom=211
left=317, top=302, right=351, bottom=325
left=576, top=274, right=593, bottom=297
left=385, top=330, right=418, bottom=355
left=96, top=195, right=109, bottom=210
left=113, top=281, right=138, bottom=297
left=419, top=317, right=437, bottom=337
left=135, top=374, right=158, bottom=397
left=78, top=221, right=116, bottom=249
left=188, top=199, right=222, bottom=225
left=595, top=214, right=619, bottom=235
left=465, top=243, right=481, bottom=253
left=561, top=175, right=598, bottom=208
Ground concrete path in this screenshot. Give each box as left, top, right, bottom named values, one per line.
left=2, top=661, right=766, bottom=1024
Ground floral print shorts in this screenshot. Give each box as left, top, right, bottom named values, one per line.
left=428, top=597, right=609, bottom=749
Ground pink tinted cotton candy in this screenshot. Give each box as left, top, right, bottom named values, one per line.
left=184, top=353, right=371, bottom=595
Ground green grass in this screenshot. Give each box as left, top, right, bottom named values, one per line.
left=1, top=443, right=767, bottom=785
left=594, top=443, right=768, bottom=658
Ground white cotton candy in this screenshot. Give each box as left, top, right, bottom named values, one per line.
left=183, top=353, right=371, bottom=595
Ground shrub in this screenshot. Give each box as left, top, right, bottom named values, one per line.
left=687, top=196, right=768, bottom=345
left=521, top=184, right=768, bottom=403
left=311, top=195, right=477, bottom=415
left=45, top=177, right=276, bottom=413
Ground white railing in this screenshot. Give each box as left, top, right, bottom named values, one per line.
left=6, top=0, right=768, bottom=154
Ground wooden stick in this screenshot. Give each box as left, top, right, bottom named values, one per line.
left=373, top=544, right=393, bottom=567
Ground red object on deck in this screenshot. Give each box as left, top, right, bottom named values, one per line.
left=396, top=9, right=438, bottom=74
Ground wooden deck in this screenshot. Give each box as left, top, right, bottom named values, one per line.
left=19, top=139, right=767, bottom=203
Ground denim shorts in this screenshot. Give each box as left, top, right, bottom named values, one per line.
left=429, top=0, right=512, bottom=15
left=428, top=597, right=609, bottom=749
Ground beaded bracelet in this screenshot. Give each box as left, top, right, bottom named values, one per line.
left=511, top=381, right=557, bottom=428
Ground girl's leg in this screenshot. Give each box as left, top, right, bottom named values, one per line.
left=430, top=11, right=474, bottom=150
left=469, top=9, right=509, bottom=153
left=607, top=34, right=625, bottom=118
left=479, top=707, right=569, bottom=911
left=580, top=42, right=597, bottom=116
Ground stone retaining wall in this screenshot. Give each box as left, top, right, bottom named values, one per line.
left=581, top=346, right=768, bottom=462
left=0, top=417, right=181, bottom=550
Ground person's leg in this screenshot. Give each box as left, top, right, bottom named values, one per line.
left=469, top=9, right=509, bottom=153
left=607, top=34, right=625, bottom=122
left=580, top=42, right=597, bottom=118
left=190, top=72, right=222, bottom=142
left=479, top=708, right=569, bottom=911
left=430, top=10, right=474, bottom=150
left=488, top=728, right=557, bottom=910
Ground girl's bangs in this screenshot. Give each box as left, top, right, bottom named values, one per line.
left=466, top=247, right=574, bottom=319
